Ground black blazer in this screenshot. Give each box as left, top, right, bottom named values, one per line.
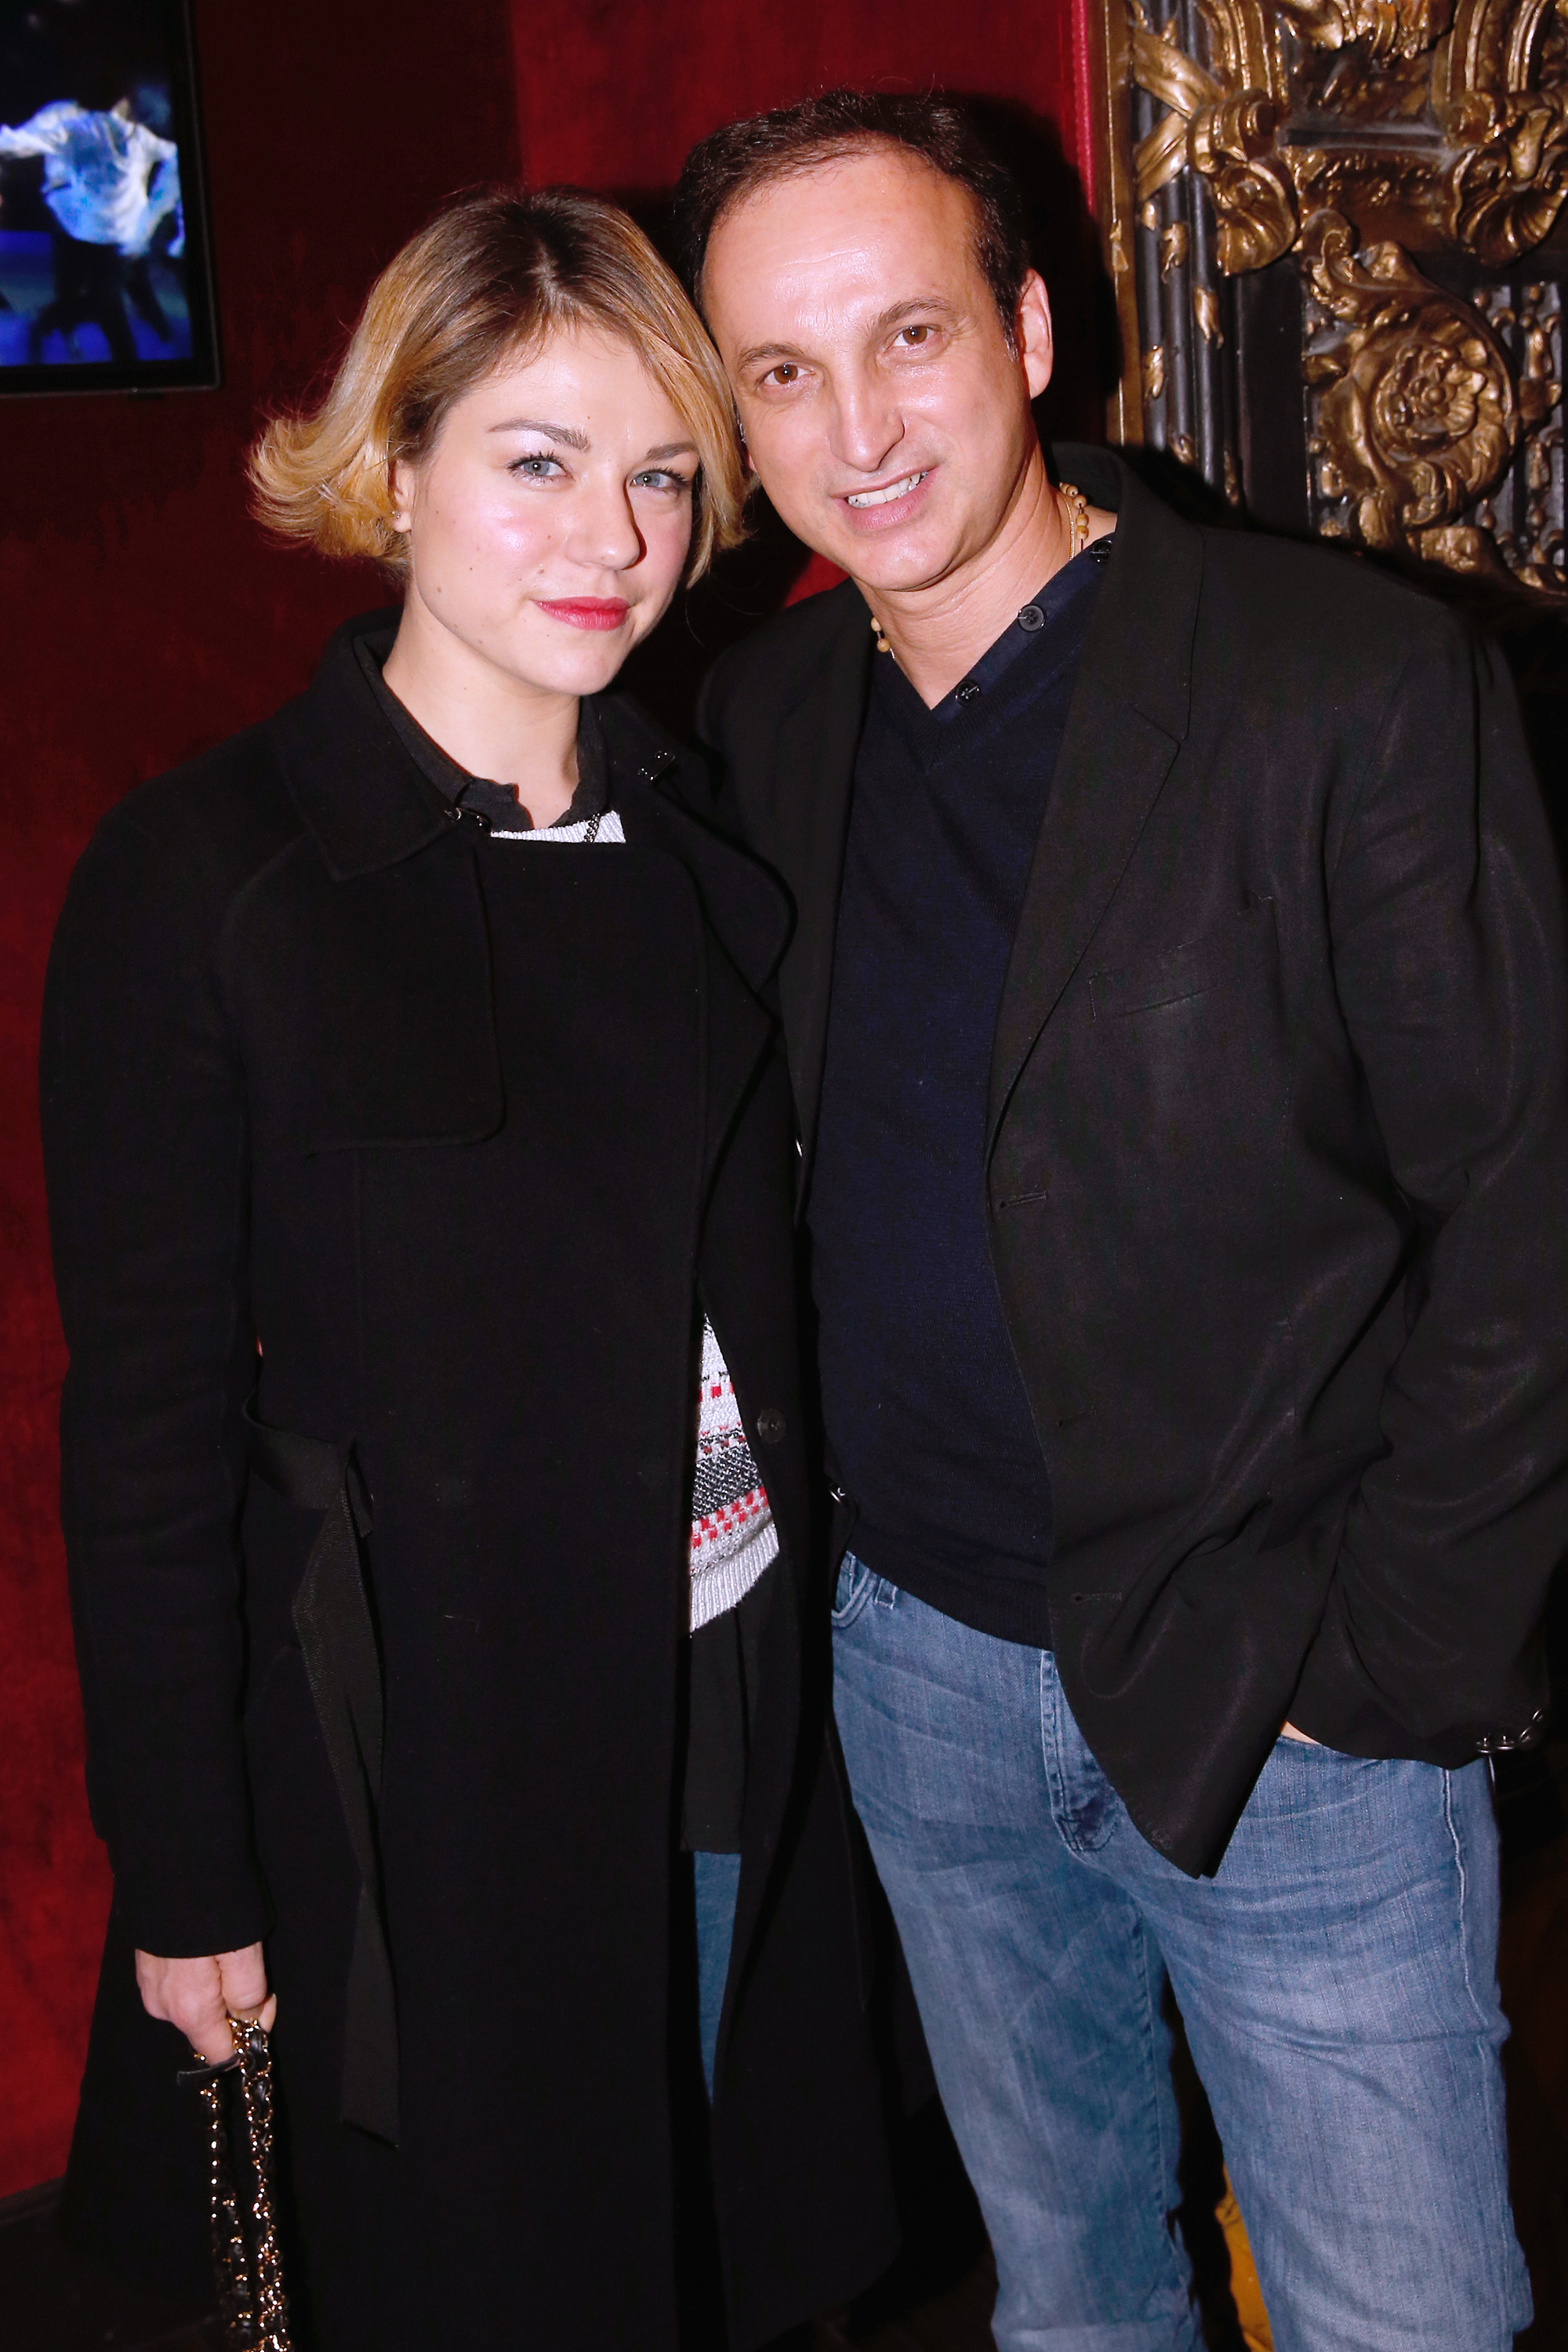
left=41, top=619, right=896, bottom=2351
left=699, top=445, right=1568, bottom=1877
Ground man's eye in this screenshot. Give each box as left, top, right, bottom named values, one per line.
left=762, top=363, right=801, bottom=387
left=897, top=325, right=935, bottom=348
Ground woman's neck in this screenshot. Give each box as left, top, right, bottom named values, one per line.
left=381, top=599, right=580, bottom=828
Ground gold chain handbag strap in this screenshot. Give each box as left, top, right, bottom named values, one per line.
left=184, top=2016, right=293, bottom=2351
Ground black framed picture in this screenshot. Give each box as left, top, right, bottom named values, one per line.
left=0, top=0, right=218, bottom=395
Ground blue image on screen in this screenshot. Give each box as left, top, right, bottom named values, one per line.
left=0, top=229, right=191, bottom=366
left=0, top=86, right=192, bottom=370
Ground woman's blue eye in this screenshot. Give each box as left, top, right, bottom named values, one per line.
left=509, top=453, right=562, bottom=477
left=633, top=470, right=691, bottom=493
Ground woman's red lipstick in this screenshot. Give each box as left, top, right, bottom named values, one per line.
left=537, top=597, right=630, bottom=631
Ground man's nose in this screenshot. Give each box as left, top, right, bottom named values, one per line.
left=830, top=374, right=906, bottom=478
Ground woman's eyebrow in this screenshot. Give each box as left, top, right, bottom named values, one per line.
left=644, top=441, right=698, bottom=461
left=488, top=416, right=589, bottom=448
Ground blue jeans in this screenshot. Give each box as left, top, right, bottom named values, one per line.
left=693, top=1848, right=742, bottom=2099
left=832, top=1555, right=1530, bottom=2352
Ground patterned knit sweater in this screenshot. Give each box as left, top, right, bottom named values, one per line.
left=689, top=1317, right=779, bottom=1632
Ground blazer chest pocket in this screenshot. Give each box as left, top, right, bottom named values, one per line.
left=1089, top=900, right=1277, bottom=1025
left=1076, top=899, right=1289, bottom=1225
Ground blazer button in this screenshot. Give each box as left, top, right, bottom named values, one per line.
left=1476, top=1707, right=1548, bottom=1755
left=755, top=1407, right=787, bottom=1446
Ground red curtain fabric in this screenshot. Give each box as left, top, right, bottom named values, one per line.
left=0, top=0, right=1093, bottom=2196
left=510, top=2, right=1087, bottom=194
left=0, top=0, right=518, bottom=2199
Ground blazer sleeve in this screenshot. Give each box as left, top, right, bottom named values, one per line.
left=41, top=807, right=268, bottom=1958
left=1294, top=613, right=1568, bottom=1751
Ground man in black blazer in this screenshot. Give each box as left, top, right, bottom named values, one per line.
left=676, top=90, right=1566, bottom=2350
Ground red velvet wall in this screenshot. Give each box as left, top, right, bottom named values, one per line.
left=2, top=0, right=1092, bottom=2198
left=0, top=0, right=518, bottom=2199
left=511, top=2, right=1091, bottom=194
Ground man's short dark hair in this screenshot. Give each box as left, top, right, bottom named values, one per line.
left=673, top=89, right=1033, bottom=341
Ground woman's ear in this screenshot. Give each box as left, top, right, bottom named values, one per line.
left=388, top=455, right=416, bottom=536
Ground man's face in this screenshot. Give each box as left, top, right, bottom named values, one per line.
left=702, top=146, right=1054, bottom=598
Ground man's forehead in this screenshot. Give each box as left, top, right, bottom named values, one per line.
left=705, top=153, right=982, bottom=327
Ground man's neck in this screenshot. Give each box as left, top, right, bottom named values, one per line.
left=381, top=597, right=579, bottom=826
left=858, top=453, right=1099, bottom=710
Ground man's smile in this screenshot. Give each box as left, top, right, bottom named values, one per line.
left=845, top=470, right=928, bottom=508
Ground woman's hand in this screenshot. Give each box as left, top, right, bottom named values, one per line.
left=135, top=1944, right=276, bottom=2063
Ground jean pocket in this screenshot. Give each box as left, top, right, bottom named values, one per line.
left=831, top=1550, right=876, bottom=1629
left=1275, top=1727, right=1366, bottom=1763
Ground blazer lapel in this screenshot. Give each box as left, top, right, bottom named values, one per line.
left=768, top=586, right=873, bottom=1189
left=612, top=749, right=791, bottom=1195
left=987, top=460, right=1203, bottom=1153
left=602, top=705, right=792, bottom=997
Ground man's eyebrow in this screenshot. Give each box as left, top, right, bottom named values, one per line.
left=735, top=339, right=811, bottom=373
left=735, top=297, right=964, bottom=374
left=487, top=416, right=590, bottom=449
left=869, top=295, right=963, bottom=334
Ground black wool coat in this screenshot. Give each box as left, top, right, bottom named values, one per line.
left=41, top=619, right=898, bottom=2351
left=699, top=445, right=1568, bottom=1878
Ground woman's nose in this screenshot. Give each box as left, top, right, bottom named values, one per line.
left=569, top=482, right=645, bottom=575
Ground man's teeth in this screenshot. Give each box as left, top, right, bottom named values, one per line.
left=847, top=472, right=927, bottom=508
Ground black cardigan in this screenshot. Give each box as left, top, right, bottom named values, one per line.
left=699, top=445, right=1568, bottom=1878
left=41, top=619, right=897, bottom=2351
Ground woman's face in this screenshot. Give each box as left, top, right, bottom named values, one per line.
left=390, top=326, right=699, bottom=699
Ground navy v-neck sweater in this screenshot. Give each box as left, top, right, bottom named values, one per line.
left=808, top=545, right=1109, bottom=1649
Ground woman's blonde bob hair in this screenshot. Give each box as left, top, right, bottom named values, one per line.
left=249, top=186, right=746, bottom=583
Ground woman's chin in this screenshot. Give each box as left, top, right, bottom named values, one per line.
left=497, top=622, right=649, bottom=698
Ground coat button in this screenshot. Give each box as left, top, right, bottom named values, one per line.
left=755, top=1407, right=787, bottom=1446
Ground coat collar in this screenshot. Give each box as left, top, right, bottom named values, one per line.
left=271, top=614, right=791, bottom=998
left=273, top=610, right=454, bottom=880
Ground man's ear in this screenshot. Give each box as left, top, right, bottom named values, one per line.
left=1015, top=269, right=1054, bottom=401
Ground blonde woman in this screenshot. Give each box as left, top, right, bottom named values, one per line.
left=42, top=188, right=896, bottom=2350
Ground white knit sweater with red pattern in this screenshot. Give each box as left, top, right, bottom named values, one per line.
left=690, top=1316, right=778, bottom=1631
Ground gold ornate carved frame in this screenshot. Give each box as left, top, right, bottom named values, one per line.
left=1088, top=0, right=1568, bottom=590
